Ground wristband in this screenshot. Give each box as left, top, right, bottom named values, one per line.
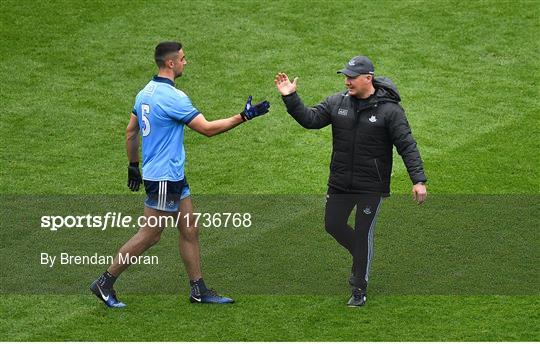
left=240, top=112, right=248, bottom=122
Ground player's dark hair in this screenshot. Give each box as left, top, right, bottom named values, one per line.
left=155, top=41, right=182, bottom=68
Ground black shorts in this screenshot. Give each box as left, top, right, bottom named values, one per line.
left=143, top=179, right=190, bottom=212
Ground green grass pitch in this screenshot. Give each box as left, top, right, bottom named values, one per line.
left=1, top=0, right=538, bottom=341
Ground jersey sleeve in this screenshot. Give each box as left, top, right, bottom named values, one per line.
left=166, top=92, right=201, bottom=124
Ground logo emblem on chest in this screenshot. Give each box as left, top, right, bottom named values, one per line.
left=337, top=108, right=348, bottom=116
left=369, top=115, right=377, bottom=123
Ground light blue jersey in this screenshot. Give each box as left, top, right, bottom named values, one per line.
left=132, top=76, right=200, bottom=181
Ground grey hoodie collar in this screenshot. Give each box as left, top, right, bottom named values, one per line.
left=373, top=76, right=401, bottom=102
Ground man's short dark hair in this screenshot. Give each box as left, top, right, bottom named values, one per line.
left=155, top=41, right=182, bottom=68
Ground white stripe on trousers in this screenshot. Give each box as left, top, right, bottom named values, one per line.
left=158, top=181, right=162, bottom=210
left=158, top=181, right=167, bottom=210
left=163, top=181, right=167, bottom=210
left=365, top=197, right=383, bottom=282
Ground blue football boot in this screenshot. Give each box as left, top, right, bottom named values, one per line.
left=90, top=279, right=126, bottom=308
left=189, top=285, right=234, bottom=304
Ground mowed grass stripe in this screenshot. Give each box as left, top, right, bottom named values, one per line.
left=0, top=295, right=537, bottom=341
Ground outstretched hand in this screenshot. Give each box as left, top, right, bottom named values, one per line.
left=240, top=96, right=270, bottom=121
left=274, top=72, right=298, bottom=96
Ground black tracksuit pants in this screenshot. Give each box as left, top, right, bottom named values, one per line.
left=324, top=187, right=383, bottom=289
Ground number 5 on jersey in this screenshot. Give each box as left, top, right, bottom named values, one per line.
left=141, top=104, right=151, bottom=136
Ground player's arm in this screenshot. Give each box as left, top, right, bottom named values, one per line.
left=187, top=96, right=270, bottom=137
left=126, top=113, right=139, bottom=163
left=274, top=72, right=331, bottom=129
left=188, top=113, right=244, bottom=137
left=126, top=113, right=142, bottom=191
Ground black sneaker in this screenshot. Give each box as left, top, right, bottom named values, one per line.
left=347, top=287, right=367, bottom=307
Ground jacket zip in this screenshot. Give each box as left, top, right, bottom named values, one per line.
left=348, top=101, right=377, bottom=190
left=374, top=158, right=383, bottom=183
left=348, top=114, right=359, bottom=190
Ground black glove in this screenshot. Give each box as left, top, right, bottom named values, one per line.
left=127, top=162, right=142, bottom=192
left=240, top=95, right=270, bottom=121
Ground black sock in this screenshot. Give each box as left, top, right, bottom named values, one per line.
left=190, top=278, right=208, bottom=294
left=98, top=271, right=117, bottom=289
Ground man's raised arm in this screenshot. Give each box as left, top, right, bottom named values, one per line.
left=274, top=72, right=331, bottom=129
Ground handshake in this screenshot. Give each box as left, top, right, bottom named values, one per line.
left=241, top=72, right=299, bottom=120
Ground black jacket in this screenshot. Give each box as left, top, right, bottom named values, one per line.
left=281, top=76, right=427, bottom=195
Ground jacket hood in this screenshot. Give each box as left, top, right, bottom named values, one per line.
left=373, top=76, right=401, bottom=102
